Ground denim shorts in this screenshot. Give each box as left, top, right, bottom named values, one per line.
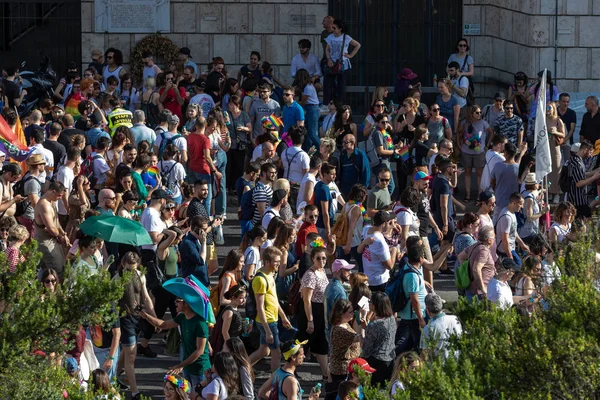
left=257, top=321, right=280, bottom=350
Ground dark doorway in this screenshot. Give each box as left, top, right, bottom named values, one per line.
left=0, top=0, right=82, bottom=80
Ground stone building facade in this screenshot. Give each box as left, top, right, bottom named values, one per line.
left=82, top=0, right=328, bottom=86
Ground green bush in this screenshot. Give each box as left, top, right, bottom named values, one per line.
left=359, top=228, right=600, bottom=400
left=0, top=241, right=128, bottom=399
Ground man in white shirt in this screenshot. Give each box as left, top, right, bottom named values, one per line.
left=261, top=189, right=287, bottom=228
left=420, top=293, right=462, bottom=360
left=487, top=259, right=516, bottom=310
left=154, top=114, right=188, bottom=164
left=189, top=80, right=215, bottom=117
left=55, top=147, right=80, bottom=228
left=281, top=126, right=310, bottom=213
left=29, top=127, right=54, bottom=182
left=290, top=39, right=323, bottom=92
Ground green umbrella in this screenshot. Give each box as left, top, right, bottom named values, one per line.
left=79, top=215, right=153, bottom=246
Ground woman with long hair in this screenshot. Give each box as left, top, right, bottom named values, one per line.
left=457, top=104, right=493, bottom=202
left=66, top=175, right=91, bottom=242
left=436, top=80, right=460, bottom=134
left=40, top=268, right=60, bottom=296
left=448, top=37, right=474, bottom=77
left=226, top=94, right=252, bottom=190
left=508, top=71, right=532, bottom=123
left=114, top=170, right=134, bottom=211
left=426, top=103, right=452, bottom=148
left=237, top=51, right=261, bottom=84
left=339, top=184, right=368, bottom=272
left=201, top=351, right=240, bottom=399
left=408, top=87, right=430, bottom=119
left=141, top=76, right=162, bottom=127
left=163, top=374, right=189, bottom=400
left=323, top=19, right=361, bottom=105
left=184, top=103, right=200, bottom=133
left=273, top=224, right=299, bottom=298
left=218, top=249, right=243, bottom=306
left=362, top=99, right=386, bottom=138
left=331, top=104, right=357, bottom=152
left=297, top=246, right=330, bottom=380
left=296, top=68, right=321, bottom=152
left=91, top=369, right=121, bottom=399
left=453, top=212, right=479, bottom=256
left=410, top=127, right=437, bottom=172
left=513, top=255, right=542, bottom=296
left=221, top=78, right=240, bottom=111
left=328, top=299, right=362, bottom=394
left=389, top=351, right=422, bottom=395
left=240, top=225, right=267, bottom=282
left=546, top=102, right=565, bottom=203
left=211, top=285, right=246, bottom=354
left=548, top=201, right=577, bottom=246
left=224, top=337, right=255, bottom=400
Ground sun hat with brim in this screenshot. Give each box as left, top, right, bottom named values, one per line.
left=523, top=172, right=537, bottom=186
left=163, top=275, right=215, bottom=323
left=91, top=49, right=103, bottom=60
left=399, top=67, right=418, bottom=80
left=26, top=154, right=46, bottom=166
left=348, top=358, right=376, bottom=374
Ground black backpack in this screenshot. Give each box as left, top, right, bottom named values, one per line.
left=13, top=175, right=42, bottom=217
left=385, top=262, right=421, bottom=313
left=246, top=271, right=269, bottom=321
left=559, top=161, right=570, bottom=193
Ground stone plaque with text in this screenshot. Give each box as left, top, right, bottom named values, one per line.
left=95, top=0, right=170, bottom=33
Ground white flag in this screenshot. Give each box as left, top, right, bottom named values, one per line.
left=535, top=68, right=552, bottom=182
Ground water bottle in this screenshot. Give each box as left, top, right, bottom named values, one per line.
left=242, top=318, right=251, bottom=337
left=433, top=74, right=438, bottom=86
left=313, top=383, right=322, bottom=394
left=89, top=189, right=97, bottom=206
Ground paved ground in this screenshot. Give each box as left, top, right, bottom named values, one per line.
left=131, top=186, right=475, bottom=398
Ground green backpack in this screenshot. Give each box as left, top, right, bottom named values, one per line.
left=455, top=243, right=482, bottom=290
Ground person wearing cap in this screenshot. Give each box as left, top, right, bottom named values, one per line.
left=334, top=358, right=375, bottom=400
left=486, top=258, right=517, bottom=310
left=420, top=292, right=462, bottom=360
left=325, top=259, right=354, bottom=340
left=258, top=339, right=319, bottom=400
left=564, top=141, right=600, bottom=219
left=358, top=210, right=398, bottom=292
left=519, top=173, right=548, bottom=242
left=33, top=181, right=69, bottom=276
left=481, top=92, right=506, bottom=126
left=261, top=189, right=287, bottom=229
left=493, top=100, right=524, bottom=148
left=189, top=79, right=215, bottom=118
left=88, top=49, right=104, bottom=78
left=19, top=154, right=45, bottom=235
left=159, top=71, right=187, bottom=122
left=179, top=47, right=198, bottom=77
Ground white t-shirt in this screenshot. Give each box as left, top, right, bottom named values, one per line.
left=420, top=313, right=462, bottom=360
left=325, top=33, right=354, bottom=68
left=361, top=226, right=392, bottom=286
left=297, top=172, right=317, bottom=211
left=487, top=277, right=513, bottom=310
left=140, top=207, right=166, bottom=251
left=55, top=165, right=75, bottom=216
left=281, top=146, right=310, bottom=184
left=328, top=181, right=342, bottom=214
left=158, top=160, right=186, bottom=199
left=303, top=84, right=319, bottom=105
left=154, top=131, right=187, bottom=153
left=32, top=144, right=54, bottom=181
left=393, top=204, right=420, bottom=238
left=480, top=150, right=505, bottom=192
left=190, top=93, right=215, bottom=117
left=91, top=153, right=110, bottom=186
left=261, top=207, right=280, bottom=229
left=202, top=376, right=228, bottom=400
left=243, top=246, right=261, bottom=279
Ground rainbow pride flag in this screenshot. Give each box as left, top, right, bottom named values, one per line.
left=399, top=145, right=409, bottom=162
left=0, top=116, right=33, bottom=162
left=261, top=114, right=283, bottom=131
left=65, top=92, right=85, bottom=120
left=147, top=166, right=160, bottom=179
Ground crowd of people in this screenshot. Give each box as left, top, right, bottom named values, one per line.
left=1, top=13, right=600, bottom=400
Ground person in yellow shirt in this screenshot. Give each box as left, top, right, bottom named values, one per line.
left=248, top=246, right=293, bottom=372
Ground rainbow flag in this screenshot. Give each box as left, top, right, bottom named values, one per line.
left=399, top=145, right=409, bottom=162
left=0, top=116, right=33, bottom=162
left=147, top=166, right=160, bottom=179
left=65, top=92, right=84, bottom=120
left=261, top=114, right=283, bottom=131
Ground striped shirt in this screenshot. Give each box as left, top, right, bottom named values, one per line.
left=252, top=181, right=273, bottom=225
left=566, top=155, right=587, bottom=206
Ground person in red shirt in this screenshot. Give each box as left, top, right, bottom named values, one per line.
left=158, top=71, right=186, bottom=122
left=295, top=204, right=319, bottom=257
left=187, top=116, right=219, bottom=210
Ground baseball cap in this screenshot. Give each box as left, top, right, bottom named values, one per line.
left=52, top=104, right=64, bottom=111
left=494, top=92, right=506, bottom=100
left=179, top=47, right=192, bottom=58
left=413, top=171, right=432, bottom=181
left=270, top=189, right=287, bottom=206
left=477, top=190, right=494, bottom=203
left=348, top=358, right=376, bottom=374
left=194, top=79, right=206, bottom=89
left=331, top=259, right=355, bottom=273
left=151, top=189, right=169, bottom=200
left=91, top=49, right=103, bottom=60
left=167, top=113, right=180, bottom=126
left=571, top=143, right=581, bottom=153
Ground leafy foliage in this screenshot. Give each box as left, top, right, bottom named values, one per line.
left=130, top=34, right=180, bottom=86
left=0, top=241, right=128, bottom=399
left=359, top=228, right=600, bottom=399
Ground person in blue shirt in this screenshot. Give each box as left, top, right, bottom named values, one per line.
left=324, top=259, right=354, bottom=342
left=396, top=241, right=428, bottom=354
left=281, top=85, right=305, bottom=137
left=179, top=215, right=209, bottom=287
left=314, top=162, right=336, bottom=238
left=338, top=133, right=370, bottom=198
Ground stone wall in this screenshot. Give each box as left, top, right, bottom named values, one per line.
left=82, top=0, right=328, bottom=85
left=463, top=0, right=600, bottom=100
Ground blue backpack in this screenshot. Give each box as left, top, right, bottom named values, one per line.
left=385, top=261, right=421, bottom=313
left=239, top=186, right=256, bottom=221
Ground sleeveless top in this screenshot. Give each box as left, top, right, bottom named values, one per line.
left=219, top=305, right=243, bottom=339
left=549, top=222, right=570, bottom=243
left=344, top=203, right=363, bottom=247
left=159, top=246, right=179, bottom=277
left=141, top=89, right=161, bottom=127
left=272, top=368, right=302, bottom=400
left=519, top=191, right=539, bottom=239
left=515, top=275, right=530, bottom=296
left=103, top=65, right=123, bottom=87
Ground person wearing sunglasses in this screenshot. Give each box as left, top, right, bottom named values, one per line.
left=457, top=105, right=494, bottom=202
left=362, top=99, right=387, bottom=138
left=480, top=92, right=507, bottom=127
left=493, top=100, right=525, bottom=148
left=40, top=268, right=60, bottom=297
left=426, top=103, right=452, bottom=148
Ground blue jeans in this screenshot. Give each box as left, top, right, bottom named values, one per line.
left=188, top=170, right=211, bottom=212
left=183, top=371, right=202, bottom=388
left=465, top=290, right=485, bottom=303
left=373, top=163, right=395, bottom=196
left=302, top=104, right=320, bottom=152
left=214, top=150, right=227, bottom=216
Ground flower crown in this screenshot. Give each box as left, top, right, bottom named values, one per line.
left=310, top=237, right=327, bottom=249
left=164, top=374, right=190, bottom=393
